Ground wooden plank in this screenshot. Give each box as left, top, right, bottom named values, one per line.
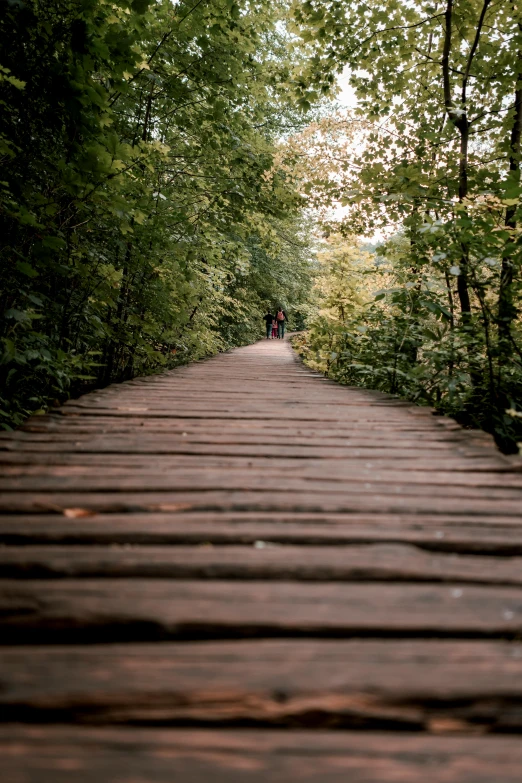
left=51, top=406, right=444, bottom=421
left=1, top=431, right=468, bottom=449
left=2, top=579, right=522, bottom=643
left=14, top=427, right=487, bottom=449
left=1, top=452, right=507, bottom=478
left=1, top=639, right=522, bottom=730
left=0, top=449, right=502, bottom=467
left=2, top=512, right=522, bottom=552
left=3, top=461, right=522, bottom=489
left=3, top=438, right=498, bottom=458
left=16, top=416, right=466, bottom=437
left=2, top=471, right=522, bottom=499
left=1, top=488, right=520, bottom=515
left=3, top=458, right=519, bottom=490
left=2, top=543, right=522, bottom=585
left=2, top=727, right=522, bottom=782
left=61, top=397, right=422, bottom=410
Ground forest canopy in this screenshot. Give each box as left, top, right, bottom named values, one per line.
left=289, top=0, right=522, bottom=452
left=1, top=0, right=522, bottom=452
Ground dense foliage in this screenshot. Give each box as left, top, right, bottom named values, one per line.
left=291, top=0, right=522, bottom=452
left=0, top=0, right=314, bottom=427
left=3, top=0, right=522, bottom=452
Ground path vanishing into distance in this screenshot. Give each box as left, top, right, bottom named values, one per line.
left=2, top=337, right=522, bottom=781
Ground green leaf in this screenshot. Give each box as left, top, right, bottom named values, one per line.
left=5, top=308, right=30, bottom=322
left=15, top=261, right=38, bottom=278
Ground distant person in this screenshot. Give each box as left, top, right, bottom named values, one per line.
left=276, top=307, right=287, bottom=339
left=263, top=310, right=274, bottom=339
left=271, top=318, right=278, bottom=339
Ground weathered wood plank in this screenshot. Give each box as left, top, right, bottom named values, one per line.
left=3, top=727, right=522, bottom=782
left=0, top=431, right=475, bottom=452
left=61, top=397, right=423, bottom=410
left=2, top=436, right=501, bottom=462
left=2, top=543, right=522, bottom=585
left=1, top=512, right=522, bottom=552
left=1, top=488, right=520, bottom=515
left=1, top=639, right=522, bottom=730
left=0, top=509, right=522, bottom=555
left=1, top=452, right=507, bottom=480
left=3, top=462, right=522, bottom=491
left=2, top=472, right=522, bottom=500
left=15, top=415, right=465, bottom=436
left=50, top=406, right=448, bottom=421
left=3, top=430, right=463, bottom=448
left=1, top=579, right=522, bottom=643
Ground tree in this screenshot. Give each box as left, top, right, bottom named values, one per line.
left=0, top=0, right=316, bottom=427
left=291, top=0, right=522, bottom=450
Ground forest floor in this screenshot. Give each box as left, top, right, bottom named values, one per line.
left=2, top=337, right=522, bottom=781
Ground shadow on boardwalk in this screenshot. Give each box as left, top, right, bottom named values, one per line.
left=2, top=338, right=522, bottom=781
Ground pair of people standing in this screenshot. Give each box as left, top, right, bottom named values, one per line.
left=263, top=308, right=287, bottom=339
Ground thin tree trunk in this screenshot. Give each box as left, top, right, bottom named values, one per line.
left=442, top=0, right=491, bottom=320
left=142, top=87, right=153, bottom=142
left=498, top=24, right=522, bottom=340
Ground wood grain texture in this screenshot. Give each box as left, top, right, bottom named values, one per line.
left=2, top=640, right=522, bottom=730
left=3, top=728, right=522, bottom=783
left=2, top=337, right=522, bottom=779
left=2, top=543, right=522, bottom=584
left=3, top=488, right=522, bottom=515
left=3, top=466, right=522, bottom=491
left=2, top=512, right=522, bottom=553
left=2, top=579, right=522, bottom=642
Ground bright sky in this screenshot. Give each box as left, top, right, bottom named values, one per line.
left=287, top=64, right=385, bottom=246
left=336, top=67, right=358, bottom=109
left=328, top=69, right=389, bottom=246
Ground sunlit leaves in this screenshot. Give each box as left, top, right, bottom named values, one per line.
left=289, top=0, right=522, bottom=449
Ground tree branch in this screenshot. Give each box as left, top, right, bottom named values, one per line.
left=462, top=0, right=492, bottom=104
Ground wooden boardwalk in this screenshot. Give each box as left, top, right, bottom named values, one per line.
left=2, top=337, right=522, bottom=781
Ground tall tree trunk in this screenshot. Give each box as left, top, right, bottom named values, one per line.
left=455, top=124, right=472, bottom=318
left=442, top=0, right=471, bottom=318
left=494, top=18, right=522, bottom=452
left=498, top=24, right=522, bottom=342
left=442, top=0, right=491, bottom=320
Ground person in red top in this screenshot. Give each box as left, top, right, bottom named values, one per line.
left=276, top=307, right=287, bottom=339
left=271, top=319, right=278, bottom=339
